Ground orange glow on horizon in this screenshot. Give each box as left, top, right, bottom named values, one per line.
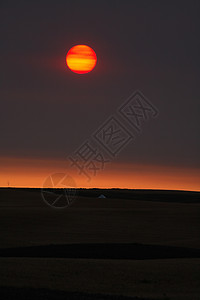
left=0, top=156, right=200, bottom=192
left=66, top=45, right=97, bottom=74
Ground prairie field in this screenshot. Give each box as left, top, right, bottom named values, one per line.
left=0, top=188, right=200, bottom=299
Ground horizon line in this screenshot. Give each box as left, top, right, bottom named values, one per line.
left=0, top=186, right=200, bottom=193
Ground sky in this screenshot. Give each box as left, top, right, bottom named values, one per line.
left=1, top=0, right=200, bottom=190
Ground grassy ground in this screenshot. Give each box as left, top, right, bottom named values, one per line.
left=0, top=257, right=200, bottom=299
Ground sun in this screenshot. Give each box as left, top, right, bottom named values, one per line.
left=66, top=45, right=97, bottom=74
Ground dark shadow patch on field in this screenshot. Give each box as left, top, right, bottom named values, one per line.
left=0, top=243, right=200, bottom=260
left=0, top=286, right=168, bottom=300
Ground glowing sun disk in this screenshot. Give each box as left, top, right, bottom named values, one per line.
left=66, top=45, right=97, bottom=74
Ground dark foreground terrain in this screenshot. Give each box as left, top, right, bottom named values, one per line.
left=0, top=188, right=200, bottom=299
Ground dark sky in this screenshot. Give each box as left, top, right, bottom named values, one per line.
left=1, top=0, right=200, bottom=188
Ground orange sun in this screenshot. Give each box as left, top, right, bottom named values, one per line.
left=66, top=45, right=97, bottom=74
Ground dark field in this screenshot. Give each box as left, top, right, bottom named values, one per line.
left=0, top=188, right=200, bottom=299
